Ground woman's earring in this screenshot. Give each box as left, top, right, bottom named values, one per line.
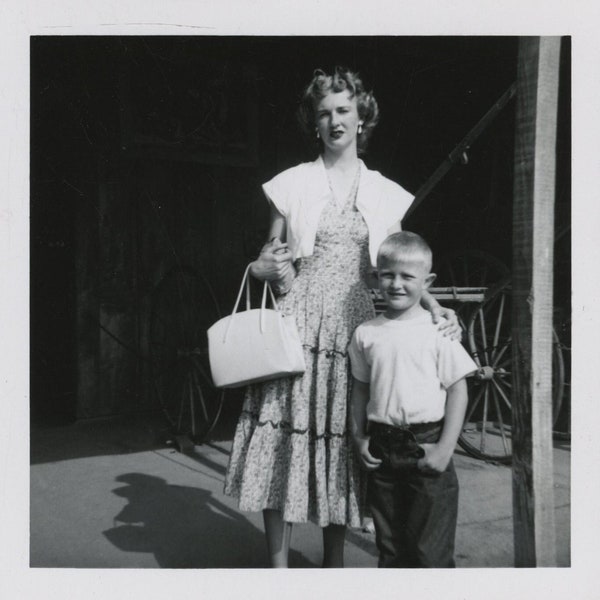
left=316, top=128, right=320, bottom=139
left=358, top=122, right=363, bottom=135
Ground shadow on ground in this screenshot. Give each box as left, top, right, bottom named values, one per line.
left=103, top=472, right=314, bottom=568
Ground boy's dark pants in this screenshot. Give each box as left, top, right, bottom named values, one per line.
left=367, top=421, right=459, bottom=568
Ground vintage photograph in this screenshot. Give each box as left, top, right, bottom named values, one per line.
left=29, top=34, right=572, bottom=571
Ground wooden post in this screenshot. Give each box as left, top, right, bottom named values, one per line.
left=512, top=36, right=562, bottom=567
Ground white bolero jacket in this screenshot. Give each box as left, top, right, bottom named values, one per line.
left=262, top=156, right=414, bottom=267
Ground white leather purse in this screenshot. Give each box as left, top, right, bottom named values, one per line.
left=207, top=265, right=306, bottom=389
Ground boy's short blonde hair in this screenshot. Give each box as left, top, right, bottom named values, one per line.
left=376, top=231, right=433, bottom=272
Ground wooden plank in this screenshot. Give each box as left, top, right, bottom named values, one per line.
left=512, top=36, right=561, bottom=567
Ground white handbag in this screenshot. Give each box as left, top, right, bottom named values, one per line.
left=207, top=264, right=306, bottom=389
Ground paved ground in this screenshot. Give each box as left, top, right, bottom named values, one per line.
left=29, top=414, right=570, bottom=569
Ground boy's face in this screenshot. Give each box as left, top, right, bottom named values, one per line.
left=377, top=255, right=436, bottom=318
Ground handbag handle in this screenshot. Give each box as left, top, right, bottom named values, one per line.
left=224, top=264, right=280, bottom=341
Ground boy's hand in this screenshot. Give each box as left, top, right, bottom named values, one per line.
left=354, top=436, right=382, bottom=471
left=417, top=443, right=453, bottom=474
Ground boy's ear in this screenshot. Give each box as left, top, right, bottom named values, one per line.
left=424, top=272, right=436, bottom=289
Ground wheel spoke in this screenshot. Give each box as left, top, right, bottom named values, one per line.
left=491, top=293, right=506, bottom=363
left=495, top=373, right=512, bottom=389
left=186, top=371, right=196, bottom=436
left=479, top=387, right=490, bottom=453
left=196, top=386, right=210, bottom=424
left=478, top=309, right=491, bottom=366
left=465, top=385, right=485, bottom=424
left=191, top=364, right=210, bottom=422
left=494, top=350, right=511, bottom=369
left=191, top=355, right=214, bottom=386
left=493, top=340, right=511, bottom=367
left=492, top=378, right=512, bottom=412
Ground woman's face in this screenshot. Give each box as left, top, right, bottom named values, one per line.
left=314, top=90, right=361, bottom=155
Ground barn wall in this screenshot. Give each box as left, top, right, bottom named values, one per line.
left=33, top=36, right=562, bottom=422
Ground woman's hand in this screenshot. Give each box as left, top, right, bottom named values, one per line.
left=250, top=238, right=294, bottom=283
left=421, top=290, right=462, bottom=340
left=430, top=305, right=462, bottom=341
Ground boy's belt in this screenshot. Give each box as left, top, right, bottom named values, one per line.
left=368, top=420, right=443, bottom=436
left=368, top=420, right=444, bottom=470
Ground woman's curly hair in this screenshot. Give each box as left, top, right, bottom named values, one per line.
left=296, top=66, right=380, bottom=156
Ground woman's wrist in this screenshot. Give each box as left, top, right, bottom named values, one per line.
left=420, top=289, right=439, bottom=311
left=272, top=266, right=295, bottom=295
left=249, top=259, right=266, bottom=281
left=248, top=259, right=258, bottom=278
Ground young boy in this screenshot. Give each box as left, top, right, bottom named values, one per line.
left=348, top=231, right=477, bottom=568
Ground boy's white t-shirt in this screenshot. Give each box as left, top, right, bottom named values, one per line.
left=348, top=312, right=478, bottom=426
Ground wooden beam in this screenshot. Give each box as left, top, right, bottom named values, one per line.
left=402, top=82, right=516, bottom=225
left=512, top=36, right=562, bottom=567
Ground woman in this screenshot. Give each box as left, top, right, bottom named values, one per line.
left=224, top=66, right=459, bottom=567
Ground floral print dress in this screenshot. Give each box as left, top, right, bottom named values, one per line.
left=224, top=179, right=374, bottom=528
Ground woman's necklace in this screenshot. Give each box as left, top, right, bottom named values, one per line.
left=326, top=164, right=361, bottom=211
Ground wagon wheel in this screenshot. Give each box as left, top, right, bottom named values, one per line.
left=458, top=286, right=565, bottom=464
left=434, top=249, right=512, bottom=325
left=150, top=266, right=224, bottom=446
